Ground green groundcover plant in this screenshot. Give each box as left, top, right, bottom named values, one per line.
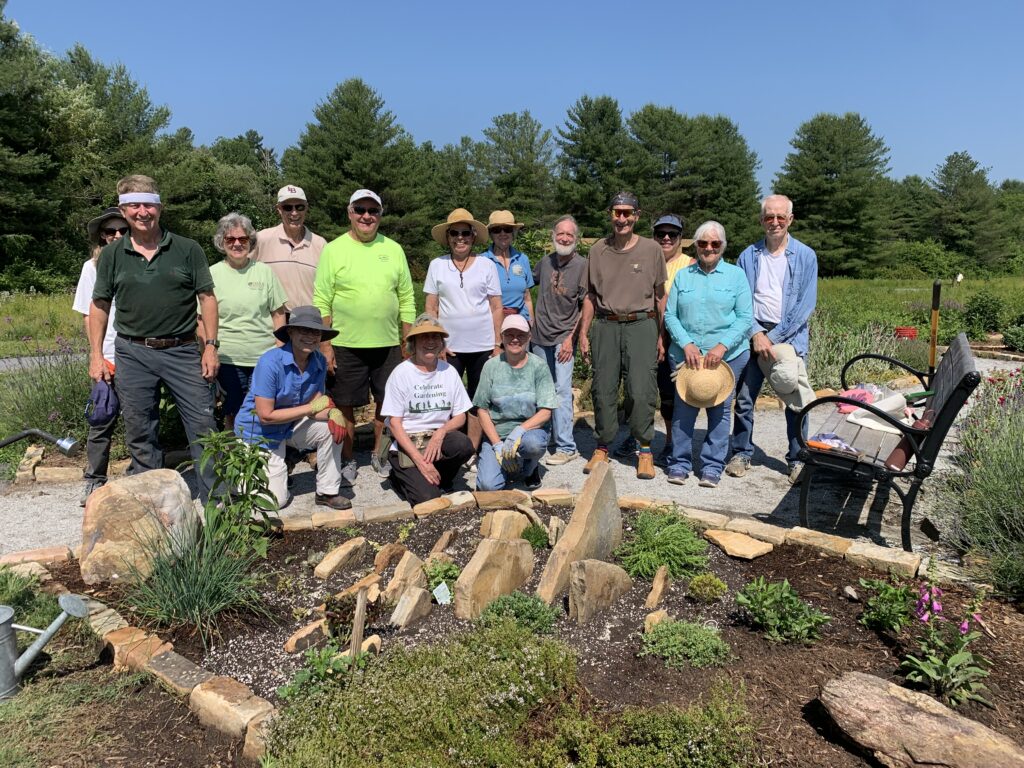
left=688, top=573, right=728, bottom=603
left=858, top=577, right=913, bottom=634
left=522, top=523, right=550, bottom=550
left=736, top=577, right=831, bottom=644
left=616, top=506, right=709, bottom=580
left=423, top=559, right=460, bottom=593
left=639, top=620, right=732, bottom=669
left=479, top=591, right=560, bottom=635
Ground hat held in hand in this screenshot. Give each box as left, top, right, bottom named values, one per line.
left=675, top=359, right=735, bottom=409
left=757, top=344, right=816, bottom=411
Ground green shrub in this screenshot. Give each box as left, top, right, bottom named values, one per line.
left=806, top=313, right=904, bottom=389
left=423, top=559, right=460, bottom=593
left=688, top=573, right=728, bottom=603
left=616, top=506, right=708, bottom=579
left=858, top=577, right=913, bottom=634
left=736, top=577, right=831, bottom=644
left=964, top=289, right=1005, bottom=336
left=521, top=523, right=549, bottom=550
left=640, top=620, right=731, bottom=669
left=0, top=567, right=60, bottom=651
left=276, top=640, right=366, bottom=701
left=1002, top=324, right=1024, bottom=352
left=479, top=591, right=560, bottom=635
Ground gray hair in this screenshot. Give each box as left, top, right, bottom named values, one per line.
left=760, top=194, right=793, bottom=216
left=213, top=212, right=257, bottom=253
left=551, top=214, right=579, bottom=238
left=693, top=220, right=727, bottom=248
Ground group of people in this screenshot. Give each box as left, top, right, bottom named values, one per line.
left=76, top=174, right=818, bottom=512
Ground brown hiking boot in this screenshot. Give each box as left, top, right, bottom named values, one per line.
left=636, top=451, right=655, bottom=480
left=583, top=448, right=609, bottom=474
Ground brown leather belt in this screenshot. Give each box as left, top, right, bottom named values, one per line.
left=117, top=333, right=195, bottom=349
left=598, top=311, right=656, bottom=322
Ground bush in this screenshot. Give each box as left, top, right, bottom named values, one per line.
left=479, top=591, right=560, bottom=635
left=688, top=573, right=728, bottom=603
left=806, top=312, right=905, bottom=389
left=964, top=289, right=1005, bottom=337
left=1001, top=325, right=1024, bottom=352
left=640, top=620, right=731, bottom=669
left=736, top=577, right=831, bottom=644
left=521, top=523, right=549, bottom=550
left=616, top=506, right=708, bottom=579
left=423, top=559, right=460, bottom=593
left=858, top=577, right=913, bottom=634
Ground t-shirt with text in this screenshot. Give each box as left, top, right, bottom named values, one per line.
left=380, top=359, right=473, bottom=441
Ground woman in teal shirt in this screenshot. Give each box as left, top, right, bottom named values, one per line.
left=664, top=221, right=752, bottom=488
left=482, top=210, right=535, bottom=321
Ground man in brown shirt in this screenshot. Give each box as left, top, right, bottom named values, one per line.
left=579, top=191, right=666, bottom=479
left=252, top=185, right=327, bottom=311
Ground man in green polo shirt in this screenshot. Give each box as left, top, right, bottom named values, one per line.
left=90, top=174, right=220, bottom=499
left=313, top=188, right=416, bottom=485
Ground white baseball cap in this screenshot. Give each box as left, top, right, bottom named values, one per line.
left=349, top=188, right=382, bottom=208
left=277, top=185, right=307, bottom=204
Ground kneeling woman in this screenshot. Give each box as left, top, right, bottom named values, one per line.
left=380, top=314, right=474, bottom=505
left=235, top=307, right=350, bottom=510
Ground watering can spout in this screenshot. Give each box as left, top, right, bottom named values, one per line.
left=1, top=594, right=89, bottom=702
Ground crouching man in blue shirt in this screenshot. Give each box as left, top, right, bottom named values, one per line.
left=235, top=306, right=351, bottom=510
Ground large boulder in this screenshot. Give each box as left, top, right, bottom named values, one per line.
left=536, top=462, right=622, bottom=604
left=454, top=539, right=533, bottom=619
left=80, top=469, right=198, bottom=585
left=568, top=559, right=633, bottom=625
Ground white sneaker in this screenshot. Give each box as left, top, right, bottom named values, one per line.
left=544, top=451, right=579, bottom=466
left=339, top=459, right=358, bottom=487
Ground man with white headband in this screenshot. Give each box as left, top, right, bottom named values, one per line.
left=90, top=174, right=220, bottom=499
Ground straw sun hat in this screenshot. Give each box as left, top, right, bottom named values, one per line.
left=431, top=208, right=489, bottom=247
left=486, top=210, right=525, bottom=230
left=675, top=360, right=736, bottom=409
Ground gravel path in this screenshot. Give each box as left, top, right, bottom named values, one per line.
left=2, top=357, right=1017, bottom=558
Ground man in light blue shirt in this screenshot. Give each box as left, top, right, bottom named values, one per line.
left=728, top=195, right=819, bottom=484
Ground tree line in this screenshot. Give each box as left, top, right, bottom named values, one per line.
left=2, top=3, right=1021, bottom=291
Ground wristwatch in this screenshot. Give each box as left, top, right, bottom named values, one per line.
left=205, top=338, right=220, bottom=349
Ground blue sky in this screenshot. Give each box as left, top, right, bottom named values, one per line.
left=8, top=0, right=1024, bottom=193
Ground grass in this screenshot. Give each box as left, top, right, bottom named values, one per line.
left=0, top=291, right=84, bottom=358
left=0, top=566, right=61, bottom=651
left=616, top=506, right=709, bottom=579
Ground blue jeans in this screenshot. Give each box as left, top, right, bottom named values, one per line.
left=732, top=351, right=807, bottom=466
left=668, top=351, right=749, bottom=479
left=476, top=428, right=547, bottom=491
left=532, top=342, right=576, bottom=453
left=217, top=363, right=254, bottom=419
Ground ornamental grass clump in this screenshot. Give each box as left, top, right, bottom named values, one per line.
left=736, top=577, right=831, bottom=644
left=616, top=506, right=708, bottom=580
left=521, top=523, right=550, bottom=550
left=640, top=619, right=732, bottom=669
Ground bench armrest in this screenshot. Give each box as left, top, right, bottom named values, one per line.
left=840, top=354, right=928, bottom=391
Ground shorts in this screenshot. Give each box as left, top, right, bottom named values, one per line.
left=447, top=349, right=491, bottom=399
left=329, top=345, right=403, bottom=406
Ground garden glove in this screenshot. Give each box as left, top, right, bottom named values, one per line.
left=326, top=408, right=348, bottom=444
left=500, top=426, right=526, bottom=474
left=309, top=394, right=334, bottom=416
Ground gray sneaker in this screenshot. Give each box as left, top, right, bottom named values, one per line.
left=370, top=451, right=390, bottom=479
left=80, top=478, right=105, bottom=507
left=544, top=450, right=579, bottom=466
left=725, top=455, right=750, bottom=478
left=788, top=462, right=805, bottom=486
left=339, top=459, right=358, bottom=487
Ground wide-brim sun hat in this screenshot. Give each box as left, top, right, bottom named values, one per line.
left=273, top=305, right=339, bottom=344
left=86, top=207, right=126, bottom=244
left=675, top=359, right=736, bottom=409
left=431, top=208, right=489, bottom=247
left=487, top=210, right=525, bottom=231
left=757, top=343, right=816, bottom=411
left=406, top=313, right=449, bottom=341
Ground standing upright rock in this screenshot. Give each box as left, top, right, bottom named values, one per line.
left=454, top=539, right=533, bottom=619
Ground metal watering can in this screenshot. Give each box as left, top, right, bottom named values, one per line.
left=0, top=593, right=89, bottom=701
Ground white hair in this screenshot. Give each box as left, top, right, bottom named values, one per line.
left=693, top=220, right=726, bottom=248
left=760, top=194, right=793, bottom=216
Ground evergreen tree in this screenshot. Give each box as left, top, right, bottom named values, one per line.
left=475, top=111, right=555, bottom=225
left=882, top=175, right=938, bottom=245
left=930, top=151, right=1006, bottom=272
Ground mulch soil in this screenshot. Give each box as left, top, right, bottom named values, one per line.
left=51, top=506, right=1024, bottom=767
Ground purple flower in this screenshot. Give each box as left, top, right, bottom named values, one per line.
left=959, top=620, right=970, bottom=635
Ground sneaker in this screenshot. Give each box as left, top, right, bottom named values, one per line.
left=524, top=466, right=542, bottom=490
left=788, top=462, right=805, bottom=486
left=637, top=451, right=655, bottom=480
left=465, top=454, right=478, bottom=474
left=666, top=470, right=688, bottom=485
left=339, top=459, right=358, bottom=487
left=698, top=474, right=720, bottom=488
left=583, top=448, right=609, bottom=474
left=544, top=450, right=579, bottom=466
left=725, top=455, right=750, bottom=478
left=654, top=445, right=672, bottom=468
left=80, top=479, right=104, bottom=507
left=613, top=437, right=638, bottom=458
left=370, top=450, right=390, bottom=479
left=315, top=493, right=352, bottom=510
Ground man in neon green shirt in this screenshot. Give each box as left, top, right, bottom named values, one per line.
left=314, top=188, right=416, bottom=483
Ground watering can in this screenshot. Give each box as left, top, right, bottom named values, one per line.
left=0, top=593, right=89, bottom=702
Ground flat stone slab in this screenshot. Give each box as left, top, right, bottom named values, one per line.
left=845, top=541, right=921, bottom=578
left=413, top=497, right=452, bottom=519
left=724, top=517, right=788, bottom=545
left=314, top=537, right=366, bottom=580
left=473, top=490, right=531, bottom=509
left=644, top=565, right=671, bottom=609
left=618, top=495, right=674, bottom=511
left=33, top=466, right=83, bottom=483
left=487, top=509, right=531, bottom=540
left=531, top=488, right=575, bottom=507
left=310, top=508, right=357, bottom=528
left=89, top=607, right=129, bottom=637
left=373, top=542, right=408, bottom=574
left=283, top=619, right=327, bottom=654
left=356, top=503, right=413, bottom=523
left=430, top=530, right=457, bottom=554
left=704, top=529, right=773, bottom=560
left=644, top=609, right=671, bottom=633
left=0, top=546, right=73, bottom=566
left=389, top=586, right=432, bottom=628
left=280, top=513, right=315, bottom=531
left=190, top=675, right=275, bottom=739
left=786, top=526, right=853, bottom=556
left=145, top=650, right=214, bottom=696
left=382, top=550, right=427, bottom=603
left=243, top=709, right=277, bottom=762
left=6, top=561, right=51, bottom=581
left=443, top=491, right=477, bottom=511
left=677, top=507, right=730, bottom=530
left=103, top=626, right=172, bottom=671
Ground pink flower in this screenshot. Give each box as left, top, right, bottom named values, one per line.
left=959, top=620, right=970, bottom=635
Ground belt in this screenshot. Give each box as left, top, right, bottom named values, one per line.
left=117, top=333, right=195, bottom=349
left=598, top=311, right=656, bottom=322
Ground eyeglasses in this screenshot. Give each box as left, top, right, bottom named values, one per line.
left=762, top=214, right=790, bottom=222
left=280, top=203, right=307, bottom=212
left=102, top=227, right=129, bottom=237
left=654, top=230, right=680, bottom=241
left=224, top=236, right=250, bottom=245
left=448, top=229, right=474, bottom=239
left=611, top=208, right=636, bottom=219
left=489, top=226, right=514, bottom=235
left=696, top=240, right=723, bottom=250
left=352, top=205, right=381, bottom=216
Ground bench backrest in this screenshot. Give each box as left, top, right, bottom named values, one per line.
left=917, top=333, right=980, bottom=464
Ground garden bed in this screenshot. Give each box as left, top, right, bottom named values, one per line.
left=49, top=504, right=1024, bottom=767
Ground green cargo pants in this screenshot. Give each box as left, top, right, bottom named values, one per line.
left=590, top=316, right=659, bottom=446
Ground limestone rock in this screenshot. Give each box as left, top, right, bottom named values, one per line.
left=389, top=586, right=433, bottom=628
left=568, top=559, right=633, bottom=625
left=413, top=497, right=452, bottom=519
left=454, top=538, right=533, bottom=619
left=488, top=509, right=531, bottom=540
left=531, top=488, right=575, bottom=507
left=724, top=516, right=788, bottom=545
left=516, top=502, right=545, bottom=530
left=478, top=511, right=493, bottom=537
left=548, top=516, right=565, bottom=546
left=787, top=527, right=853, bottom=556
left=80, top=469, right=198, bottom=585
left=283, top=619, right=327, bottom=654
left=337, top=634, right=382, bottom=659
left=677, top=507, right=730, bottom=529
left=644, top=565, right=671, bottom=609
left=473, top=489, right=531, bottom=509
left=357, top=503, right=413, bottom=523
left=704, top=529, right=773, bottom=560
left=373, top=542, right=408, bottom=574
left=281, top=513, right=315, bottom=531
left=145, top=650, right=213, bottom=696
left=644, top=609, right=671, bottom=633
left=310, top=507, right=356, bottom=528
left=7, top=561, right=51, bottom=581
left=536, top=463, right=622, bottom=604
left=314, top=537, right=366, bottom=580
left=0, top=546, right=72, bottom=566
left=430, top=529, right=457, bottom=554
left=820, top=672, right=1024, bottom=768
left=444, top=490, right=478, bottom=511
left=382, top=550, right=427, bottom=603
left=845, top=541, right=921, bottom=578
left=189, top=676, right=275, bottom=739
left=243, top=709, right=277, bottom=761
left=103, top=626, right=172, bottom=671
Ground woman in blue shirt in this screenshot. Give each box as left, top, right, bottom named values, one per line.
left=664, top=221, right=753, bottom=488
left=483, top=210, right=534, bottom=321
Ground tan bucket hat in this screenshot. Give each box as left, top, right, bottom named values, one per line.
left=431, top=208, right=488, bottom=247
left=486, top=210, right=525, bottom=231
left=675, top=360, right=736, bottom=409
left=757, top=343, right=816, bottom=411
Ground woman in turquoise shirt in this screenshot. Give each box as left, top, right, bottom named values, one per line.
left=482, top=210, right=534, bottom=321
left=664, top=221, right=753, bottom=488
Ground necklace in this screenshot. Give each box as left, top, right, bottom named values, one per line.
left=451, top=255, right=472, bottom=288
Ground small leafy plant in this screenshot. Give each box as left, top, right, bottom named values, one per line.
left=521, top=523, right=549, bottom=550
left=423, top=559, right=460, bottom=593
left=736, top=577, right=831, bottom=644
left=858, top=577, right=913, bottom=634
left=640, top=619, right=731, bottom=669
left=322, top=592, right=389, bottom=644
left=616, top=506, right=708, bottom=579
left=479, top=591, right=559, bottom=635
left=688, top=573, right=728, bottom=603
left=276, top=640, right=368, bottom=700
left=397, top=521, right=416, bottom=543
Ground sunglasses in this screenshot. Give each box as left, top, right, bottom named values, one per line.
left=611, top=208, right=636, bottom=219
left=280, top=203, right=306, bottom=212
left=102, top=226, right=129, bottom=237
left=224, top=236, right=250, bottom=245
left=762, top=214, right=789, bottom=222
left=489, top=226, right=514, bottom=235
left=448, top=229, right=474, bottom=239
left=654, top=230, right=680, bottom=241
left=696, top=240, right=723, bottom=250
left=352, top=205, right=381, bottom=216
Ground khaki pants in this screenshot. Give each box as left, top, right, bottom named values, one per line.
left=590, top=316, right=659, bottom=446
left=266, top=417, right=342, bottom=508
